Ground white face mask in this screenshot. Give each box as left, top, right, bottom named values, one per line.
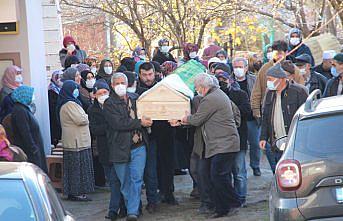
left=104, top=67, right=113, bottom=75
left=86, top=78, right=96, bottom=89
left=127, top=87, right=136, bottom=93
left=234, top=68, right=246, bottom=79
left=67, top=44, right=76, bottom=51
left=267, top=52, right=273, bottom=60
left=32, top=94, right=35, bottom=102
left=15, top=75, right=23, bottom=84
left=290, top=37, right=300, bottom=46
left=114, top=84, right=127, bottom=96
left=91, top=67, right=97, bottom=74
left=97, top=94, right=109, bottom=105
left=189, top=52, right=197, bottom=59
left=267, top=80, right=279, bottom=91
left=71, top=64, right=78, bottom=68
left=160, top=46, right=170, bottom=53
left=299, top=68, right=306, bottom=75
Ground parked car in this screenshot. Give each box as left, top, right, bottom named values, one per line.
left=0, top=162, right=74, bottom=221
left=270, top=89, right=343, bottom=220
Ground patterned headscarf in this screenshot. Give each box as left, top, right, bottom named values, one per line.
left=48, top=70, right=63, bottom=94
left=11, top=86, right=34, bottom=107
left=2, top=65, right=21, bottom=90
left=161, top=61, right=177, bottom=76
left=76, top=63, right=90, bottom=73
left=183, top=43, right=199, bottom=61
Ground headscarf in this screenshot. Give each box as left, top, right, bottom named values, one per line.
left=64, top=55, right=80, bottom=69
left=62, top=67, right=78, bottom=82
left=183, top=43, right=199, bottom=61
left=56, top=80, right=82, bottom=123
left=120, top=57, right=136, bottom=72
left=263, top=44, right=272, bottom=64
left=63, top=35, right=76, bottom=48
left=80, top=70, right=95, bottom=93
left=48, top=70, right=63, bottom=94
left=161, top=61, right=177, bottom=76
left=132, top=47, right=146, bottom=62
left=158, top=38, right=169, bottom=47
left=227, top=76, right=241, bottom=91
left=11, top=86, right=34, bottom=107
left=97, top=58, right=114, bottom=80
left=2, top=65, right=21, bottom=90
left=76, top=63, right=90, bottom=73
left=288, top=28, right=302, bottom=41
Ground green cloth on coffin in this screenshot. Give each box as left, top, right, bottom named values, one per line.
left=174, top=60, right=206, bottom=92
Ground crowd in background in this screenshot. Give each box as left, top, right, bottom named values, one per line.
left=0, top=28, right=343, bottom=220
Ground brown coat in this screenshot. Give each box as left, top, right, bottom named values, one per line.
left=250, top=60, right=304, bottom=118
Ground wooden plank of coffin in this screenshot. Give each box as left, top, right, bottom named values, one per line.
left=137, top=101, right=190, bottom=120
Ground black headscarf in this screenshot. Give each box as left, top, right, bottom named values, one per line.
left=56, top=80, right=82, bottom=124
left=97, top=58, right=113, bottom=82
left=64, top=55, right=80, bottom=69
left=80, top=70, right=95, bottom=93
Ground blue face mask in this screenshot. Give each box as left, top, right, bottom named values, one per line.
left=331, top=66, right=339, bottom=77
left=73, top=89, right=79, bottom=98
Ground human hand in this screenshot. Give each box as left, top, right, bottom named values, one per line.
left=259, top=140, right=266, bottom=150
left=141, top=116, right=153, bottom=127
left=181, top=111, right=190, bottom=125
left=168, top=119, right=181, bottom=127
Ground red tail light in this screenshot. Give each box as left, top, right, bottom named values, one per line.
left=276, top=159, right=302, bottom=191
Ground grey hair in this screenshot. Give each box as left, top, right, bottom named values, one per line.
left=232, top=57, right=248, bottom=67
left=111, top=72, right=128, bottom=84
left=194, top=73, right=216, bottom=89
left=209, top=75, right=219, bottom=87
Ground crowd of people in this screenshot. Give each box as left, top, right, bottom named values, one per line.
left=0, top=28, right=343, bottom=221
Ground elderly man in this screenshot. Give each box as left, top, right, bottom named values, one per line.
left=182, top=73, right=242, bottom=218
left=104, top=72, right=153, bottom=221
left=295, top=54, right=327, bottom=94
left=259, top=65, right=307, bottom=173
left=314, top=50, right=336, bottom=79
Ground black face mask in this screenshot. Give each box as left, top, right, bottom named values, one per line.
left=219, top=81, right=228, bottom=90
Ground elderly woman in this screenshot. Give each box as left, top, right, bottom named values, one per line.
left=48, top=70, right=63, bottom=146
left=11, top=86, right=47, bottom=172
left=57, top=80, right=94, bottom=201
left=0, top=65, right=23, bottom=103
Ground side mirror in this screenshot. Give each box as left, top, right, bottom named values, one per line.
left=275, top=136, right=288, bottom=151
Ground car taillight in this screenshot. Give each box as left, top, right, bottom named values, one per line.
left=276, top=159, right=302, bottom=191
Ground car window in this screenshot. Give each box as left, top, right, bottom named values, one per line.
left=38, top=174, right=66, bottom=221
left=295, top=114, right=343, bottom=157
left=0, top=179, right=36, bottom=221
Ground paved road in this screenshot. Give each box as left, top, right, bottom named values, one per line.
left=63, top=153, right=273, bottom=221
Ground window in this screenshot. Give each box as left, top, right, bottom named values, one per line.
left=0, top=179, right=36, bottom=221
left=295, top=114, right=343, bottom=157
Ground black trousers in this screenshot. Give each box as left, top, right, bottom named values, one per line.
left=155, top=122, right=175, bottom=196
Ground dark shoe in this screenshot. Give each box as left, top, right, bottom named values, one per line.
left=126, top=214, right=138, bottom=221
left=253, top=168, right=261, bottom=176
left=146, top=203, right=157, bottom=214
left=162, top=194, right=179, bottom=205
left=209, top=212, right=228, bottom=219
left=190, top=187, right=200, bottom=199
left=227, top=207, right=240, bottom=216
left=198, top=205, right=214, bottom=214
left=174, top=169, right=187, bottom=175
left=105, top=211, right=118, bottom=220
left=67, top=195, right=92, bottom=202
left=118, top=208, right=127, bottom=218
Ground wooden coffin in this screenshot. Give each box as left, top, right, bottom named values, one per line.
left=304, top=33, right=341, bottom=66
left=137, top=83, right=190, bottom=120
